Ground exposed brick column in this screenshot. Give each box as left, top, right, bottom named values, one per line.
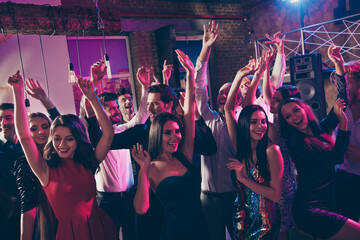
left=155, top=25, right=180, bottom=89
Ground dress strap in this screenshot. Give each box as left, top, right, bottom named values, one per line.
left=173, top=151, right=200, bottom=176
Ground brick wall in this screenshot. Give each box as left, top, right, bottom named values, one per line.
left=61, top=0, right=252, bottom=107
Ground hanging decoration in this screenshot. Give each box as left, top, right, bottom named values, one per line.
left=59, top=6, right=77, bottom=85
left=95, top=0, right=112, bottom=79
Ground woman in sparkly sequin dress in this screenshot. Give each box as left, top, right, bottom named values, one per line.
left=225, top=63, right=284, bottom=239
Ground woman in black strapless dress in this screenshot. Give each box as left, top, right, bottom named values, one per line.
left=132, top=49, right=210, bottom=240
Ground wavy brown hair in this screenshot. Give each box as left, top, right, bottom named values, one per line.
left=43, top=114, right=98, bottom=174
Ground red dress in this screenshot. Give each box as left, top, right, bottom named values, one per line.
left=43, top=158, right=117, bottom=240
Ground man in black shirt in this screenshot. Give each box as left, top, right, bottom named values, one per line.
left=0, top=103, right=21, bottom=239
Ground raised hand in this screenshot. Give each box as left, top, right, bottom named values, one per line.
left=91, top=60, right=107, bottom=81
left=151, top=75, right=161, bottom=86
left=137, top=66, right=151, bottom=88
left=8, top=70, right=24, bottom=89
left=132, top=143, right=151, bottom=169
left=25, top=78, right=47, bottom=101
left=175, top=49, right=194, bottom=73
left=265, top=31, right=284, bottom=54
left=328, top=45, right=344, bottom=65
left=261, top=47, right=276, bottom=71
left=237, top=59, right=258, bottom=76
left=226, top=158, right=248, bottom=183
left=162, top=60, right=173, bottom=85
left=333, top=98, right=347, bottom=122
left=77, top=77, right=96, bottom=100
left=203, top=20, right=219, bottom=49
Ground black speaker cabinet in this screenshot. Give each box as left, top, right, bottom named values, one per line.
left=290, top=53, right=326, bottom=119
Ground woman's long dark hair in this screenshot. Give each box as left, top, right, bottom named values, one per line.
left=28, top=112, right=56, bottom=239
left=278, top=98, right=334, bottom=148
left=148, top=112, right=184, bottom=160
left=236, top=105, right=270, bottom=181
left=43, top=114, right=98, bottom=174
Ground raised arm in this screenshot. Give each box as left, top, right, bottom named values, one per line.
left=320, top=45, right=348, bottom=133
left=9, top=71, right=49, bottom=186
left=224, top=60, right=257, bottom=151
left=77, top=78, right=114, bottom=163
left=243, top=50, right=273, bottom=107
left=90, top=60, right=107, bottom=82
left=132, top=143, right=151, bottom=214
left=227, top=144, right=284, bottom=202
left=198, top=20, right=219, bottom=62
left=195, top=21, right=219, bottom=120
left=328, top=45, right=345, bottom=77
left=176, top=49, right=195, bottom=161
left=25, top=78, right=56, bottom=111
left=265, top=32, right=286, bottom=89
left=162, top=60, right=173, bottom=85
left=262, top=46, right=277, bottom=106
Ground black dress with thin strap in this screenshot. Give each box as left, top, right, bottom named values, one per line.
left=155, top=151, right=210, bottom=240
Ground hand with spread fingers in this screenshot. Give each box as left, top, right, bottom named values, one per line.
left=25, top=78, right=47, bottom=101
left=132, top=143, right=151, bottom=169
left=226, top=158, right=248, bottom=183
left=265, top=31, right=284, bottom=54
left=175, top=49, right=194, bottom=73
left=203, top=20, right=219, bottom=49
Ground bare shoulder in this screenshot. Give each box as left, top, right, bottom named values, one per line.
left=266, top=142, right=280, bottom=153
left=266, top=143, right=283, bottom=165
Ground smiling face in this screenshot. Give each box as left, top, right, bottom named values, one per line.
left=270, top=90, right=283, bottom=114
left=147, top=92, right=172, bottom=122
left=118, top=93, right=134, bottom=116
left=161, top=120, right=182, bottom=154
left=0, top=109, right=15, bottom=141
left=249, top=110, right=267, bottom=142
left=281, top=102, right=309, bottom=132
left=52, top=126, right=77, bottom=159
left=30, top=117, right=50, bottom=146
left=104, top=100, right=121, bottom=125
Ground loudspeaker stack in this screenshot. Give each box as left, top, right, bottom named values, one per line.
left=289, top=53, right=326, bottom=119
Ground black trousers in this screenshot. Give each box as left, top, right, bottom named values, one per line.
left=97, top=189, right=136, bottom=240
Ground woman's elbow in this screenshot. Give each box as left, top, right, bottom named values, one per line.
left=135, top=205, right=149, bottom=215
left=271, top=191, right=282, bottom=203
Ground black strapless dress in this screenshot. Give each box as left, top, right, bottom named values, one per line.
left=155, top=152, right=210, bottom=240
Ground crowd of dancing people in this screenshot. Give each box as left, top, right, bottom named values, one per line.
left=1, top=21, right=360, bottom=240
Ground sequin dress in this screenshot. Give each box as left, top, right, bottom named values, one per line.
left=274, top=122, right=296, bottom=232
left=233, top=166, right=279, bottom=240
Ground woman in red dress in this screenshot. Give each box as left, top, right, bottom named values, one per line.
left=9, top=71, right=116, bottom=240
